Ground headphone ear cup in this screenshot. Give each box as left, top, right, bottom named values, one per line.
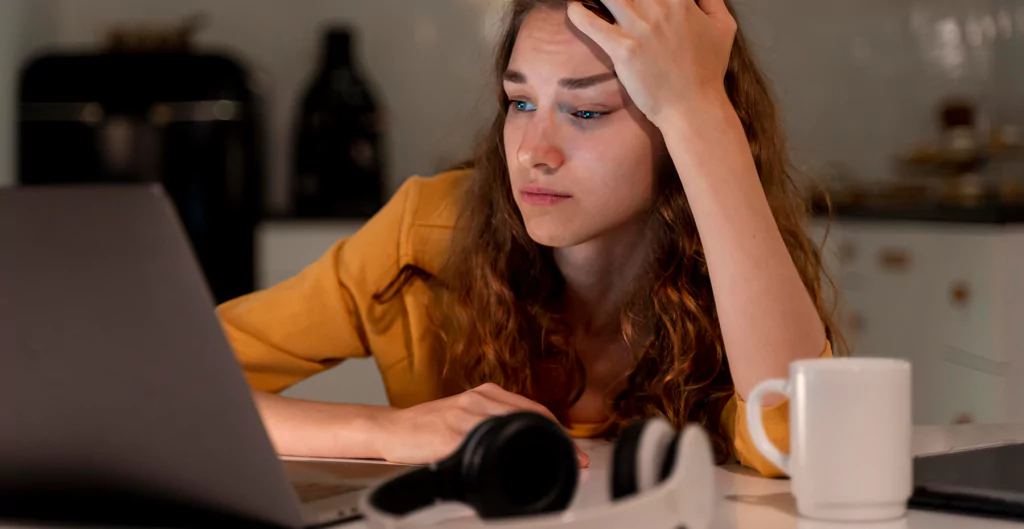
left=458, top=411, right=579, bottom=519
left=611, top=418, right=678, bottom=500
left=611, top=420, right=646, bottom=500
left=368, top=412, right=577, bottom=520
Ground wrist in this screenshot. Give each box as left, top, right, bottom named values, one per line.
left=656, top=90, right=748, bottom=166
left=654, top=89, right=737, bottom=132
left=345, top=405, right=398, bottom=460
left=657, top=89, right=760, bottom=193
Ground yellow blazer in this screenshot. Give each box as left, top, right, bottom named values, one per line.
left=217, top=169, right=832, bottom=478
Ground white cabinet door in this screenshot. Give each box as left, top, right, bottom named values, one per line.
left=998, top=229, right=1024, bottom=424
left=925, top=228, right=1006, bottom=424
left=840, top=223, right=947, bottom=423
left=817, top=220, right=1009, bottom=425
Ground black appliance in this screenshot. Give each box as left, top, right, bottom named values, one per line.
left=18, top=50, right=264, bottom=303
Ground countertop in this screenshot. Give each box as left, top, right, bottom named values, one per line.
left=338, top=423, right=1024, bottom=529
left=817, top=203, right=1024, bottom=224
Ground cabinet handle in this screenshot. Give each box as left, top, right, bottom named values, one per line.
left=849, top=312, right=865, bottom=334
left=951, top=281, right=971, bottom=307
left=878, top=248, right=910, bottom=271
left=839, top=242, right=857, bottom=264
left=952, top=412, right=974, bottom=424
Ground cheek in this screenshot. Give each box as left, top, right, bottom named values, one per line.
left=592, top=171, right=654, bottom=221
left=572, top=126, right=657, bottom=207
left=503, top=117, right=521, bottom=168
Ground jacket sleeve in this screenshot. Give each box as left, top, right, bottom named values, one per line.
left=721, top=340, right=835, bottom=477
left=216, top=178, right=419, bottom=393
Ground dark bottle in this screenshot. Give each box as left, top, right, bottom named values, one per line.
left=292, top=27, right=385, bottom=217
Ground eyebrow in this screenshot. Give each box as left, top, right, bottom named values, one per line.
left=502, top=69, right=617, bottom=90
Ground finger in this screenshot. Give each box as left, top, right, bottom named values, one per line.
left=590, top=0, right=646, bottom=31
left=577, top=447, right=591, bottom=468
left=694, top=0, right=730, bottom=17
left=461, top=388, right=558, bottom=427
left=467, top=393, right=523, bottom=418
left=472, top=385, right=589, bottom=467
left=635, top=0, right=667, bottom=20
left=451, top=409, right=497, bottom=436
left=473, top=383, right=559, bottom=422
left=566, top=2, right=629, bottom=54
left=468, top=401, right=590, bottom=469
left=464, top=407, right=590, bottom=468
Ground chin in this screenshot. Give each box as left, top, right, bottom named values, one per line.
left=522, top=218, right=587, bottom=248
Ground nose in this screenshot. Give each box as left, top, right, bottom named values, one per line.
left=516, top=113, right=564, bottom=172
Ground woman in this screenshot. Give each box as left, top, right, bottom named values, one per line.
left=218, top=0, right=839, bottom=478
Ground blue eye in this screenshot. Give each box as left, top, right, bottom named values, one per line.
left=510, top=100, right=537, bottom=112
left=572, top=109, right=604, bottom=120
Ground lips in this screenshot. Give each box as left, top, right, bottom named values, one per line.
left=520, top=184, right=572, bottom=206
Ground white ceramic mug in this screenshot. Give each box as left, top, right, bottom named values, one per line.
left=746, top=357, right=912, bottom=522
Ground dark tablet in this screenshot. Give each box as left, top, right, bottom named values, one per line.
left=911, top=442, right=1024, bottom=521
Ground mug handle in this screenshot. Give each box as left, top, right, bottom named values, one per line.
left=745, top=378, right=791, bottom=475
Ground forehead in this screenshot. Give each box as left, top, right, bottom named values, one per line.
left=507, top=7, right=613, bottom=78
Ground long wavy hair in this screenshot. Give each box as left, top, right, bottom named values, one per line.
left=428, top=0, right=842, bottom=463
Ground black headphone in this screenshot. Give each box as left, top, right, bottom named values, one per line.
left=361, top=411, right=715, bottom=529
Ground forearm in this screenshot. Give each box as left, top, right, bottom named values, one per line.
left=659, top=94, right=826, bottom=400
left=251, top=390, right=394, bottom=459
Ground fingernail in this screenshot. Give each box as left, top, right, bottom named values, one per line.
left=578, top=452, right=590, bottom=468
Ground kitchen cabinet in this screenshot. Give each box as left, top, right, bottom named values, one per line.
left=811, top=219, right=1024, bottom=425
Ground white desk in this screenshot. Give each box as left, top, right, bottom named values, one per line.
left=340, top=424, right=1024, bottom=529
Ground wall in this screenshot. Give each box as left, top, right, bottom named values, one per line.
left=0, top=0, right=31, bottom=188
left=10, top=0, right=1024, bottom=197
left=740, top=0, right=1024, bottom=184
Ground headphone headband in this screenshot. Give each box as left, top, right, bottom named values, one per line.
left=361, top=423, right=715, bottom=529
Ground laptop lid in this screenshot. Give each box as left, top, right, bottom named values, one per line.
left=0, top=184, right=305, bottom=528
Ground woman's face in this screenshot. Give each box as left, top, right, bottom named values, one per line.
left=504, top=7, right=663, bottom=248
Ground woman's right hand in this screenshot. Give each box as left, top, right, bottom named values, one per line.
left=371, top=382, right=589, bottom=468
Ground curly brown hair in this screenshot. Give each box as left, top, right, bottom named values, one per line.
left=432, top=0, right=842, bottom=463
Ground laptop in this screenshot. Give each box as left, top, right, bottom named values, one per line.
left=0, top=184, right=412, bottom=528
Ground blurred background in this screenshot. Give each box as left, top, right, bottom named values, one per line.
left=1, top=0, right=1023, bottom=426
